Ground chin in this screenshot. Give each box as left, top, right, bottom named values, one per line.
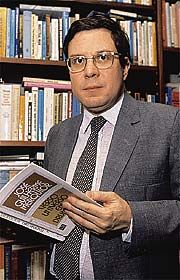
left=85, top=104, right=110, bottom=114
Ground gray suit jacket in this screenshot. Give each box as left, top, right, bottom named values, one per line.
left=44, top=93, right=180, bottom=280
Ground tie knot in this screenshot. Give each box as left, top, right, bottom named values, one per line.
left=90, top=116, right=106, bottom=135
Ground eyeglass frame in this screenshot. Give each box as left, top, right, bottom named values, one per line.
left=66, top=51, right=122, bottom=73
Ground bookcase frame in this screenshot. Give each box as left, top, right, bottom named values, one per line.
left=0, top=1, right=179, bottom=277
left=0, top=0, right=178, bottom=149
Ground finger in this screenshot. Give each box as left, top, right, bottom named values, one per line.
left=64, top=201, right=112, bottom=232
left=64, top=209, right=106, bottom=234
left=64, top=196, right=104, bottom=218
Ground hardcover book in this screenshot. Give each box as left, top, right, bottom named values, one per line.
left=0, top=163, right=100, bottom=241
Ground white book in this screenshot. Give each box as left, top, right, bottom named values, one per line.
left=37, top=20, right=43, bottom=59
left=0, top=84, right=12, bottom=140
left=11, top=84, right=21, bottom=140
left=136, top=21, right=142, bottom=65
left=109, top=9, right=137, bottom=19
left=61, top=92, right=69, bottom=121
left=58, top=17, right=63, bottom=59
left=0, top=163, right=101, bottom=241
left=43, top=87, right=54, bottom=140
left=20, top=4, right=71, bottom=16
left=31, top=87, right=38, bottom=141
left=23, top=76, right=71, bottom=85
left=51, top=18, right=59, bottom=61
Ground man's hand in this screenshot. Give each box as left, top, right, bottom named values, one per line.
left=62, top=191, right=132, bottom=235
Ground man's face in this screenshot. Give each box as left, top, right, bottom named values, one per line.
left=68, top=28, right=129, bottom=114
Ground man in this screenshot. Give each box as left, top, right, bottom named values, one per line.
left=44, top=12, right=180, bottom=280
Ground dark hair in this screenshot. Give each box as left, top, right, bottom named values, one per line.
left=63, top=11, right=131, bottom=68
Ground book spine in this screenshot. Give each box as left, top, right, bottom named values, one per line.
left=62, top=11, right=70, bottom=60
left=37, top=20, right=42, bottom=59
left=23, top=10, right=32, bottom=58
left=4, top=244, right=12, bottom=280
left=6, top=8, right=11, bottom=58
left=37, top=89, right=44, bottom=141
left=72, top=94, right=81, bottom=117
left=15, top=7, right=19, bottom=58
left=18, top=14, right=23, bottom=58
left=51, top=18, right=59, bottom=61
left=0, top=84, right=12, bottom=140
left=23, top=76, right=71, bottom=84
left=9, top=9, right=16, bottom=58
left=0, top=7, right=7, bottom=57
left=11, top=84, right=21, bottom=140
left=18, top=87, right=25, bottom=141
left=31, top=87, right=38, bottom=141
left=41, top=19, right=46, bottom=60
left=23, top=81, right=71, bottom=90
left=45, top=14, right=51, bottom=60
left=0, top=244, right=5, bottom=280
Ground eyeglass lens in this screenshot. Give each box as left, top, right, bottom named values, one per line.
left=68, top=52, right=117, bottom=72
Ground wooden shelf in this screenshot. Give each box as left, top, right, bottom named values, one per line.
left=163, top=47, right=180, bottom=53
left=0, top=57, right=66, bottom=67
left=0, top=141, right=45, bottom=147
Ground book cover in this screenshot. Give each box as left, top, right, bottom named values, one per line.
left=11, top=84, right=21, bottom=140
left=9, top=9, right=16, bottom=58
left=0, top=163, right=101, bottom=241
left=0, top=84, right=12, bottom=140
left=0, top=7, right=7, bottom=57
left=23, top=10, right=32, bottom=58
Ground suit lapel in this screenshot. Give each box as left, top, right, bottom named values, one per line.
left=100, top=94, right=141, bottom=192
left=54, top=115, right=83, bottom=180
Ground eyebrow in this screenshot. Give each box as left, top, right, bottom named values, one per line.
left=69, top=50, right=116, bottom=57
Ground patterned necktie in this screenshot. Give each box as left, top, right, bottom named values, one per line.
left=53, top=116, right=106, bottom=280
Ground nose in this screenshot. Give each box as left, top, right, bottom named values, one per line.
left=84, top=58, right=99, bottom=78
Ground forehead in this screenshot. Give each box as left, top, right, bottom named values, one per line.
left=68, top=28, right=116, bottom=56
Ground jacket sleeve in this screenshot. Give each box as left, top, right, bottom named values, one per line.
left=127, top=109, right=180, bottom=254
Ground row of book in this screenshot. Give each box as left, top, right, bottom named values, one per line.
left=0, top=4, right=157, bottom=66
left=0, top=5, right=73, bottom=60
left=130, top=86, right=180, bottom=107
left=0, top=78, right=82, bottom=141
left=0, top=153, right=44, bottom=189
left=162, top=1, right=180, bottom=48
left=130, top=91, right=158, bottom=103
left=0, top=242, right=47, bottom=280
left=110, top=10, right=157, bottom=66
left=107, top=0, right=152, bottom=4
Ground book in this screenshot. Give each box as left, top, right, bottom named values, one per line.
left=0, top=163, right=101, bottom=241
left=23, top=76, right=70, bottom=84
left=0, top=7, right=7, bottom=57
left=0, top=84, right=12, bottom=140
left=19, top=4, right=71, bottom=15
left=23, top=10, right=32, bottom=58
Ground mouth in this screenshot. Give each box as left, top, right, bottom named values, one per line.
left=83, top=85, right=103, bottom=90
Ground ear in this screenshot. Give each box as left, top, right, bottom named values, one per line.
left=123, top=57, right=130, bottom=81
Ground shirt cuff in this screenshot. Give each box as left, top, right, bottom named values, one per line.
left=122, top=218, right=133, bottom=243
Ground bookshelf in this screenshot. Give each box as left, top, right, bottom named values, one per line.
left=0, top=0, right=179, bottom=278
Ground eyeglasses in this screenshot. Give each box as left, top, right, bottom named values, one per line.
left=66, top=51, right=122, bottom=73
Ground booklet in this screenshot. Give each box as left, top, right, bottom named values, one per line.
left=0, top=163, right=100, bottom=241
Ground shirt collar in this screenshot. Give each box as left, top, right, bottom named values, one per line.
left=81, top=93, right=124, bottom=133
